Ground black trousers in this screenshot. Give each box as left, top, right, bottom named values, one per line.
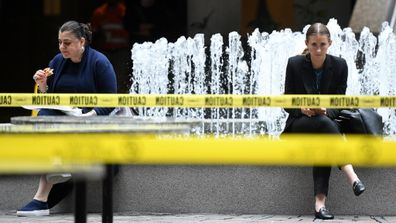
left=47, top=181, right=74, bottom=209
left=286, top=115, right=341, bottom=196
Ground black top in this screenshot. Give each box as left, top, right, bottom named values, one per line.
left=283, top=54, right=348, bottom=131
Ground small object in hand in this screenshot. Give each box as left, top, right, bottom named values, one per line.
left=43, top=68, right=54, bottom=77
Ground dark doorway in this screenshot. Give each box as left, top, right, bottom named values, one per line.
left=0, top=0, right=187, bottom=122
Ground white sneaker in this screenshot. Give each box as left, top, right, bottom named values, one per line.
left=46, top=173, right=72, bottom=184
left=17, top=209, right=50, bottom=217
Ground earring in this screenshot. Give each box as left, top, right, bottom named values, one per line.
left=81, top=46, right=85, bottom=53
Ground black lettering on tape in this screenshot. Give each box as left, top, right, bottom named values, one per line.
left=0, top=95, right=12, bottom=105
left=291, top=97, right=320, bottom=106
left=380, top=97, right=396, bottom=107
left=32, top=96, right=60, bottom=105
left=329, top=97, right=359, bottom=107
left=242, top=97, right=271, bottom=106
left=69, top=96, right=98, bottom=106
left=155, top=96, right=184, bottom=106
left=118, top=96, right=147, bottom=106
left=205, top=96, right=233, bottom=106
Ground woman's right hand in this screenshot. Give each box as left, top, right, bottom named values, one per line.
left=33, top=70, right=47, bottom=92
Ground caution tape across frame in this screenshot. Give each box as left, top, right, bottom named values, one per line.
left=1, top=93, right=396, bottom=108
left=0, top=133, right=395, bottom=168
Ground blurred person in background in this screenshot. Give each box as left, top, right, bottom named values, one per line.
left=91, top=0, right=130, bottom=93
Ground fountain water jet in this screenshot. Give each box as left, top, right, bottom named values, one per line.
left=130, top=18, right=396, bottom=137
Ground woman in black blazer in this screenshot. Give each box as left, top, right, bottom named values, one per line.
left=283, top=23, right=365, bottom=220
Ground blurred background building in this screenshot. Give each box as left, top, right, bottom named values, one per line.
left=1, top=0, right=396, bottom=122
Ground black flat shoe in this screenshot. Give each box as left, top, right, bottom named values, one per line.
left=353, top=180, right=366, bottom=196
left=315, top=207, right=334, bottom=220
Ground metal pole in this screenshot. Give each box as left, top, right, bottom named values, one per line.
left=102, top=164, right=113, bottom=223
left=74, top=180, right=87, bottom=223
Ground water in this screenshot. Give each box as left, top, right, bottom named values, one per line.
left=130, top=18, right=396, bottom=137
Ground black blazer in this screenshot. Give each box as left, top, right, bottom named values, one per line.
left=283, top=54, right=348, bottom=132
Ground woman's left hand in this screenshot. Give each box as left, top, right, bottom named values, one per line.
left=312, top=108, right=326, bottom=115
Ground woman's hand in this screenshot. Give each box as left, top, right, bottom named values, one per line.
left=301, top=108, right=316, bottom=117
left=301, top=108, right=326, bottom=117
left=312, top=108, right=327, bottom=115
left=33, top=70, right=48, bottom=92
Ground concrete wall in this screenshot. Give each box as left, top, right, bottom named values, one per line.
left=2, top=166, right=396, bottom=215
left=349, top=0, right=396, bottom=33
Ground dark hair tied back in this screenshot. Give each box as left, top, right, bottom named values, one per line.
left=301, top=23, right=331, bottom=55
left=79, top=23, right=92, bottom=44
left=59, top=20, right=92, bottom=46
left=305, top=23, right=331, bottom=41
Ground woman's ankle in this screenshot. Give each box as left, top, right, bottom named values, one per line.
left=33, top=196, right=48, bottom=202
left=315, top=204, right=325, bottom=212
left=315, top=194, right=326, bottom=211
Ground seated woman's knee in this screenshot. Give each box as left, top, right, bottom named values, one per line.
left=313, top=115, right=340, bottom=133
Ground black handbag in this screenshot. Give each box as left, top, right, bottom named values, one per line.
left=336, top=109, right=383, bottom=135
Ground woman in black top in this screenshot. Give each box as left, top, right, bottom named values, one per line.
left=283, top=23, right=365, bottom=220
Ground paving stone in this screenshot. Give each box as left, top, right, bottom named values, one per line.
left=1, top=211, right=396, bottom=223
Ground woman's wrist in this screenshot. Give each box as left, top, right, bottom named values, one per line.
left=37, top=84, right=48, bottom=93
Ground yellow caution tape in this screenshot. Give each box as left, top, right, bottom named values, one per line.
left=1, top=133, right=395, bottom=168
left=0, top=133, right=142, bottom=164
left=130, top=134, right=395, bottom=166
left=1, top=93, right=396, bottom=108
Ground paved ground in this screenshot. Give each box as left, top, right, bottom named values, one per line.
left=0, top=211, right=395, bottom=223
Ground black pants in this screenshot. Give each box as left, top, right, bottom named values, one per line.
left=287, top=115, right=341, bottom=196
left=47, top=181, right=74, bottom=209
left=47, top=165, right=120, bottom=209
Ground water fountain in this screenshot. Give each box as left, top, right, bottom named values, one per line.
left=130, top=18, right=396, bottom=137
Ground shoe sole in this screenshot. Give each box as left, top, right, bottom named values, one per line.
left=46, top=173, right=72, bottom=184
left=315, top=215, right=334, bottom=220
left=16, top=209, right=50, bottom=217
